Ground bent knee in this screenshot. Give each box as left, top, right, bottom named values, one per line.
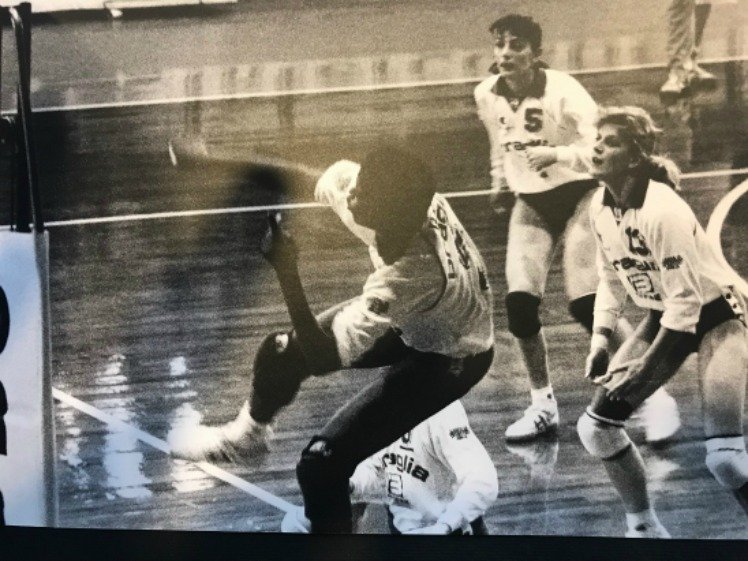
left=577, top=412, right=632, bottom=460
left=705, top=437, right=748, bottom=489
left=296, top=438, right=352, bottom=487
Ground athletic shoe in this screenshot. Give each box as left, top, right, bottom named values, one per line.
left=687, top=63, right=718, bottom=89
left=281, top=506, right=311, bottom=533
left=660, top=69, right=688, bottom=101
left=505, top=403, right=559, bottom=442
left=629, top=389, right=681, bottom=444
left=625, top=521, right=671, bottom=538
left=167, top=401, right=271, bottom=462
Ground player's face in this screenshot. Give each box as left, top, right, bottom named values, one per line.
left=591, top=123, right=638, bottom=181
left=347, top=169, right=384, bottom=230
left=492, top=31, right=536, bottom=77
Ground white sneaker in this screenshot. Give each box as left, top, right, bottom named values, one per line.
left=167, top=401, right=271, bottom=462
left=660, top=69, right=688, bottom=101
left=281, top=506, right=311, bottom=533
left=505, top=403, right=559, bottom=442
left=625, top=521, right=671, bottom=539
left=630, top=389, right=681, bottom=444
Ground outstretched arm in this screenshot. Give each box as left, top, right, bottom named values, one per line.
left=169, top=136, right=324, bottom=195
left=260, top=213, right=342, bottom=375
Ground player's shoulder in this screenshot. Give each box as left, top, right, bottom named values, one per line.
left=474, top=75, right=499, bottom=98
left=544, top=68, right=586, bottom=92
left=642, top=180, right=692, bottom=220
left=429, top=400, right=469, bottom=428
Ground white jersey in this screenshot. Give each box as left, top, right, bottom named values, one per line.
left=590, top=180, right=737, bottom=334
left=314, top=161, right=494, bottom=366
left=349, top=400, right=498, bottom=534
left=473, top=68, right=597, bottom=194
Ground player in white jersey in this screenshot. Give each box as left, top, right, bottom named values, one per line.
left=578, top=106, right=748, bottom=537
left=169, top=143, right=495, bottom=533
left=473, top=14, right=679, bottom=443
left=281, top=400, right=498, bottom=535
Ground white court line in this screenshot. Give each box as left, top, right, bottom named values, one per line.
left=705, top=179, right=748, bottom=297
left=25, top=55, right=748, bottom=114
left=52, top=387, right=297, bottom=513
left=39, top=166, right=748, bottom=228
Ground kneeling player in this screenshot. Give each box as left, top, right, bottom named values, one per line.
left=281, top=400, right=498, bottom=535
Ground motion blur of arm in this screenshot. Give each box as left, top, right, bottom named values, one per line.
left=259, top=213, right=342, bottom=375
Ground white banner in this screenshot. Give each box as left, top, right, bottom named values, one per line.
left=0, top=230, right=55, bottom=527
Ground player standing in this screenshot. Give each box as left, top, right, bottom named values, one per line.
left=474, top=14, right=680, bottom=442
left=169, top=143, right=495, bottom=533
left=579, top=106, right=748, bottom=537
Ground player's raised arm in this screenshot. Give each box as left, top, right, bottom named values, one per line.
left=259, top=212, right=342, bottom=375
left=168, top=135, right=324, bottom=195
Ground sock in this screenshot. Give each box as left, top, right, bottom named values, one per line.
left=625, top=509, right=660, bottom=532
left=531, top=386, right=555, bottom=406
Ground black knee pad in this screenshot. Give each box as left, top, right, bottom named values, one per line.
left=569, top=293, right=595, bottom=334
left=250, top=331, right=309, bottom=423
left=505, top=292, right=541, bottom=339
left=296, top=438, right=353, bottom=533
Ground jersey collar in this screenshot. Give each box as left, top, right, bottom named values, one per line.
left=491, top=68, right=547, bottom=102
left=602, top=176, right=649, bottom=210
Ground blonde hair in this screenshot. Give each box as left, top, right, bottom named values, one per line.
left=597, top=106, right=681, bottom=190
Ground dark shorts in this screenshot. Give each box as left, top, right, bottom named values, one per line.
left=589, top=294, right=746, bottom=422
left=517, top=179, right=598, bottom=238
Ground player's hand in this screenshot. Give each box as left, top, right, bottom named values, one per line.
left=526, top=146, right=557, bottom=171
left=260, top=212, right=298, bottom=271
left=489, top=183, right=515, bottom=215
left=403, top=522, right=452, bottom=535
left=604, top=358, right=648, bottom=401
left=585, top=347, right=610, bottom=382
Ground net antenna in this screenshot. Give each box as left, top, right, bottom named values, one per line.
left=2, top=2, right=42, bottom=233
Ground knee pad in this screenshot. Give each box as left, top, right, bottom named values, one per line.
left=705, top=437, right=748, bottom=490
left=296, top=438, right=350, bottom=489
left=250, top=331, right=309, bottom=423
left=505, top=292, right=542, bottom=339
left=296, top=438, right=353, bottom=533
left=568, top=293, right=595, bottom=334
left=577, top=412, right=632, bottom=460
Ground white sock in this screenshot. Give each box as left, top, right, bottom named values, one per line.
left=530, top=386, right=556, bottom=407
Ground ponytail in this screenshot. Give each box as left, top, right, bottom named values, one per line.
left=646, top=155, right=681, bottom=191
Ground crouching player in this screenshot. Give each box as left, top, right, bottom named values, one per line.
left=578, top=106, right=748, bottom=537
left=281, top=400, right=499, bottom=535
left=168, top=143, right=495, bottom=533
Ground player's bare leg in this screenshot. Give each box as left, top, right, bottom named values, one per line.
left=504, top=198, right=558, bottom=441
left=698, top=319, right=748, bottom=514
left=579, top=314, right=679, bottom=538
